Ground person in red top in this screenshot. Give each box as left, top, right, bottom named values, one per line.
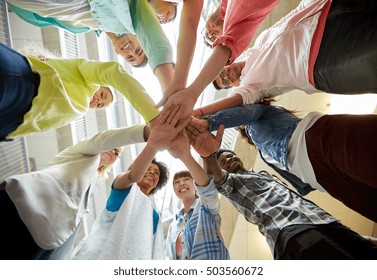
left=156, top=0, right=280, bottom=118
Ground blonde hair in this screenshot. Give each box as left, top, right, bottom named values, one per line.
left=20, top=44, right=60, bottom=61
left=97, top=147, right=124, bottom=177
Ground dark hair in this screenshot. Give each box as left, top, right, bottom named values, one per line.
left=237, top=98, right=299, bottom=146
left=215, top=149, right=236, bottom=159
left=212, top=79, right=222, bottom=90
left=202, top=34, right=213, bottom=48
left=132, top=55, right=149, bottom=68
left=172, top=5, right=178, bottom=21
left=212, top=74, right=232, bottom=90
left=173, top=170, right=192, bottom=181
left=149, top=158, right=169, bottom=195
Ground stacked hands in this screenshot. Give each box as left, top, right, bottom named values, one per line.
left=149, top=104, right=224, bottom=159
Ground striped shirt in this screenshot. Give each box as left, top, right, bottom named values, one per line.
left=166, top=177, right=230, bottom=260
left=216, top=170, right=336, bottom=254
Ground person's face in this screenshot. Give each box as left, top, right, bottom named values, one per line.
left=149, top=0, right=177, bottom=24
left=203, top=9, right=223, bottom=45
left=114, top=33, right=146, bottom=66
left=138, top=163, right=161, bottom=195
left=214, top=63, right=243, bottom=89
left=99, top=148, right=120, bottom=167
left=89, top=86, right=113, bottom=109
left=217, top=151, right=245, bottom=173
left=173, top=176, right=196, bottom=201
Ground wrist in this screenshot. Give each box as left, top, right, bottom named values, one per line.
left=197, top=108, right=204, bottom=117
left=201, top=152, right=216, bottom=159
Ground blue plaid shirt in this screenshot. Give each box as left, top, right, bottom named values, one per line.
left=216, top=170, right=336, bottom=255
left=166, top=177, right=230, bottom=260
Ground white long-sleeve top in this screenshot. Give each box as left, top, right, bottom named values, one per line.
left=234, top=0, right=330, bottom=105
left=3, top=124, right=145, bottom=250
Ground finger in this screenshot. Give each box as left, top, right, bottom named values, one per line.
left=155, top=95, right=168, bottom=109
left=175, top=115, right=192, bottom=132
left=185, top=126, right=196, bottom=140
left=186, top=123, right=200, bottom=137
left=157, top=105, right=174, bottom=125
left=189, top=120, right=207, bottom=132
left=215, top=125, right=225, bottom=143
left=165, top=105, right=181, bottom=125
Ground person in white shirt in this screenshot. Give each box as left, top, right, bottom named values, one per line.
left=0, top=124, right=154, bottom=260
left=193, top=0, right=377, bottom=118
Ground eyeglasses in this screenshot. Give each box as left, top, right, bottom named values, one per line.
left=111, top=149, right=121, bottom=158
left=218, top=69, right=232, bottom=89
left=201, top=27, right=216, bottom=47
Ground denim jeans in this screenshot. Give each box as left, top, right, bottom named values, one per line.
left=314, top=0, right=377, bottom=94
left=0, top=43, right=39, bottom=141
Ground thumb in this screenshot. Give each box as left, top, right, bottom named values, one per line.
left=215, top=125, right=225, bottom=143
left=155, top=95, right=168, bottom=109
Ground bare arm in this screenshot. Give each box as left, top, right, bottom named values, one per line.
left=194, top=94, right=243, bottom=117
left=154, top=63, right=175, bottom=93
left=156, top=45, right=231, bottom=118
left=169, top=130, right=209, bottom=187
left=164, top=0, right=204, bottom=97
left=185, top=122, right=225, bottom=182
left=113, top=106, right=191, bottom=189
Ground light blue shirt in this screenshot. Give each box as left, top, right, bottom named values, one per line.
left=166, top=177, right=230, bottom=260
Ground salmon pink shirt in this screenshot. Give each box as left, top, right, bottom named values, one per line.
left=213, top=0, right=281, bottom=65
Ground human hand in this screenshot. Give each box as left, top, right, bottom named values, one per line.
left=192, top=108, right=203, bottom=118
left=168, top=129, right=191, bottom=159
left=148, top=105, right=192, bottom=151
left=163, top=81, right=185, bottom=102
left=186, top=122, right=224, bottom=158
left=155, top=88, right=197, bottom=120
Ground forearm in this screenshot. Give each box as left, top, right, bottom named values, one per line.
left=155, top=63, right=174, bottom=93
left=180, top=153, right=209, bottom=187
left=188, top=45, right=231, bottom=100
left=73, top=125, right=145, bottom=155
left=198, top=94, right=243, bottom=117
left=113, top=143, right=158, bottom=189
left=79, top=60, right=159, bottom=122
left=173, top=0, right=203, bottom=88
left=203, top=154, right=224, bottom=182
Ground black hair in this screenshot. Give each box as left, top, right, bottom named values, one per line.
left=215, top=149, right=236, bottom=159
left=212, top=74, right=232, bottom=90
left=212, top=79, right=222, bottom=90
left=149, top=158, right=169, bottom=195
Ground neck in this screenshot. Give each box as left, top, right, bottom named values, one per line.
left=182, top=197, right=196, bottom=214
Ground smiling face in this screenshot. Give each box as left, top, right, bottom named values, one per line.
left=138, top=163, right=161, bottom=195
left=149, top=0, right=177, bottom=24
left=203, top=7, right=223, bottom=45
left=214, top=62, right=244, bottom=89
left=173, top=175, right=196, bottom=202
left=217, top=151, right=245, bottom=173
left=113, top=33, right=146, bottom=66
left=89, top=86, right=113, bottom=109
left=99, top=148, right=121, bottom=168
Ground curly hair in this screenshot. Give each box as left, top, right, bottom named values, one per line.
left=149, top=158, right=169, bottom=195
